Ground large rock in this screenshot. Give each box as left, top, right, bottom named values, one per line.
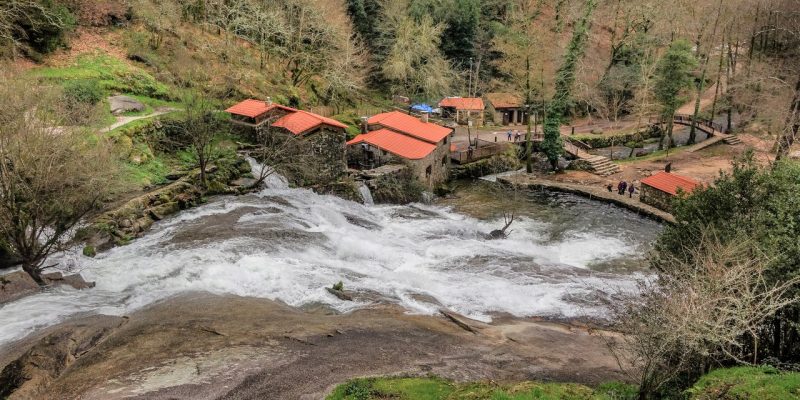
left=0, top=271, right=39, bottom=304
left=108, top=95, right=146, bottom=115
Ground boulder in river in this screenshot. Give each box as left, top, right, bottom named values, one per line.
left=108, top=95, right=146, bottom=115
left=0, top=271, right=40, bottom=304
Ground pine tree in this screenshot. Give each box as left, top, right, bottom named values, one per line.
left=541, top=0, right=598, bottom=171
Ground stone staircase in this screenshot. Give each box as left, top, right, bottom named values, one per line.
left=584, top=155, right=622, bottom=176
left=723, top=135, right=742, bottom=145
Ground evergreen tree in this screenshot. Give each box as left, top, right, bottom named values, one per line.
left=541, top=0, right=597, bottom=171
left=654, top=39, right=697, bottom=150
left=439, top=0, right=480, bottom=68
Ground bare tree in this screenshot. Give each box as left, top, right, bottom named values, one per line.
left=248, top=120, right=314, bottom=187
left=0, top=75, right=117, bottom=285
left=163, top=98, right=227, bottom=189
left=0, top=0, right=67, bottom=57
left=608, top=235, right=800, bottom=399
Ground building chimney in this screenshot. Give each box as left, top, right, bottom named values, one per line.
left=420, top=112, right=429, bottom=123
left=266, top=97, right=273, bottom=105
left=361, top=116, right=369, bottom=134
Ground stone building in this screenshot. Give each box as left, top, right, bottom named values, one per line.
left=346, top=111, right=454, bottom=188
left=225, top=99, right=349, bottom=183
left=438, top=97, right=485, bottom=126
left=640, top=171, right=700, bottom=211
left=485, top=93, right=525, bottom=125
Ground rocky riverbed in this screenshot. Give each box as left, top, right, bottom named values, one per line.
left=0, top=293, right=626, bottom=400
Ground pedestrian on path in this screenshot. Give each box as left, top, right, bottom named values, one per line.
left=507, top=130, right=513, bottom=141
left=628, top=183, right=635, bottom=198
left=618, top=181, right=627, bottom=195
left=606, top=183, right=613, bottom=192
left=514, top=130, right=521, bottom=142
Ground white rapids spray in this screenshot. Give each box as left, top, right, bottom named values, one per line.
left=0, top=162, right=658, bottom=346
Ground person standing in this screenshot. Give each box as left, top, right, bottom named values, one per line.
left=628, top=182, right=635, bottom=198
left=606, top=183, right=613, bottom=192
left=507, top=130, right=513, bottom=141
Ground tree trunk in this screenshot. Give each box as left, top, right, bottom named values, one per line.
left=525, top=110, right=533, bottom=173
left=22, top=262, right=46, bottom=286
left=775, top=75, right=800, bottom=160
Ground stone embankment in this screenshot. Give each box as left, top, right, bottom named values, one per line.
left=79, top=158, right=252, bottom=255
left=498, top=174, right=675, bottom=223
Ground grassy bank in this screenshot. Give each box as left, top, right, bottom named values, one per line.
left=327, top=377, right=635, bottom=400
left=328, top=367, right=800, bottom=400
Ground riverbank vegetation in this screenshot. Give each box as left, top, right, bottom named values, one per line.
left=329, top=367, right=800, bottom=400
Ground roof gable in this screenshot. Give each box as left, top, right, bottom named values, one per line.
left=226, top=99, right=347, bottom=134
left=367, top=111, right=452, bottom=143
left=641, top=172, right=700, bottom=195
left=273, top=110, right=347, bottom=135
left=347, top=129, right=437, bottom=160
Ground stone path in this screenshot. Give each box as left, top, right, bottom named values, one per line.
left=498, top=173, right=675, bottom=223
left=99, top=107, right=178, bottom=133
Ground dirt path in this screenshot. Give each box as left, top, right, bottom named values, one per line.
left=0, top=294, right=627, bottom=400
left=99, top=107, right=178, bottom=133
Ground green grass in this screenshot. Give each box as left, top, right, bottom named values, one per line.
left=616, top=145, right=693, bottom=164
left=687, top=367, right=800, bottom=400
left=327, top=377, right=637, bottom=400
left=32, top=53, right=172, bottom=100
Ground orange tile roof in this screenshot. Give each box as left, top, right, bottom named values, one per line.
left=438, top=97, right=485, bottom=110
left=225, top=99, right=296, bottom=118
left=485, top=93, right=522, bottom=109
left=641, top=172, right=700, bottom=196
left=273, top=110, right=347, bottom=135
left=347, top=129, right=437, bottom=160
left=226, top=99, right=347, bottom=135
left=367, top=111, right=452, bottom=144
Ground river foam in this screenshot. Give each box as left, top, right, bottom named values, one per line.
left=0, top=174, right=658, bottom=346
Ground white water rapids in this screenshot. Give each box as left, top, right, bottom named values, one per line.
left=0, top=167, right=660, bottom=346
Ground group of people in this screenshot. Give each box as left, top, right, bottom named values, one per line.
left=506, top=129, right=522, bottom=142
left=607, top=180, right=636, bottom=198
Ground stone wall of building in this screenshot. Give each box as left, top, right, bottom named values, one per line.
left=640, top=185, right=674, bottom=211
left=405, top=140, right=451, bottom=189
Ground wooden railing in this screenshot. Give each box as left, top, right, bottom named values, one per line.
left=660, top=114, right=727, bottom=135
left=451, top=142, right=510, bottom=164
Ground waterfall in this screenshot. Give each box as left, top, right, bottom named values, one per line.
left=0, top=172, right=661, bottom=346
left=357, top=183, right=374, bottom=205
left=245, top=156, right=288, bottom=190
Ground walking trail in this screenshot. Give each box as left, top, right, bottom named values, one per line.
left=99, top=107, right=178, bottom=133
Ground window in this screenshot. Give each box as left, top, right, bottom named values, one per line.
left=442, top=155, right=447, bottom=166
left=443, top=136, right=448, bottom=145
left=426, top=165, right=432, bottom=177
left=382, top=150, right=387, bottom=156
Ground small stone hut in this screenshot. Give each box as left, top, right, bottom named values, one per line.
left=438, top=97, right=485, bottom=126
left=484, top=93, right=525, bottom=125
left=346, top=111, right=454, bottom=188
left=225, top=99, right=349, bottom=182
left=640, top=172, right=700, bottom=211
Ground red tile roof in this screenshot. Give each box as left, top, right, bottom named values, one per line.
left=225, top=99, right=347, bottom=135
left=347, top=129, right=437, bottom=160
left=225, top=99, right=295, bottom=118
left=273, top=110, right=347, bottom=135
left=438, top=97, right=485, bottom=111
left=485, top=93, right=522, bottom=109
left=641, top=172, right=700, bottom=196
left=367, top=111, right=452, bottom=144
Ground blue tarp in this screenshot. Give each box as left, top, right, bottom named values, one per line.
left=410, top=103, right=434, bottom=113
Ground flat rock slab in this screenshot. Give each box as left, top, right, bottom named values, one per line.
left=108, top=95, right=146, bottom=115
left=0, top=293, right=626, bottom=400
left=0, top=271, right=39, bottom=304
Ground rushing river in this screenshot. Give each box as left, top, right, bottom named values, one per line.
left=0, top=172, right=661, bottom=346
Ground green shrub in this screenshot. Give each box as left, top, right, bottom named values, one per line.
left=687, top=367, right=800, bottom=400
left=82, top=245, right=97, bottom=258
left=370, top=168, right=424, bottom=204
left=332, top=281, right=344, bottom=291
left=64, top=80, right=104, bottom=105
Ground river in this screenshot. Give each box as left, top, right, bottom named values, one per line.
left=0, top=173, right=661, bottom=346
